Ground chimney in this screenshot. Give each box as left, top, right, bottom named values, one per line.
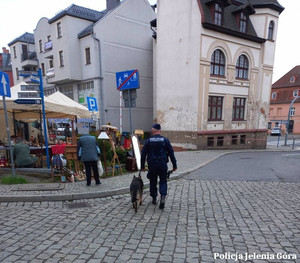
left=2, top=47, right=9, bottom=54
left=106, top=0, right=120, bottom=12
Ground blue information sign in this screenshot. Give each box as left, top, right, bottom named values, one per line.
left=0, top=71, right=11, bottom=97
left=87, top=97, right=98, bottom=111
left=14, top=99, right=41, bottom=104
left=116, top=69, right=139, bottom=91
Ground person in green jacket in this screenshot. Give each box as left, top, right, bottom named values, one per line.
left=13, top=142, right=38, bottom=168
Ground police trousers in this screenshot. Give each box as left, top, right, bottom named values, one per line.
left=147, top=162, right=168, bottom=197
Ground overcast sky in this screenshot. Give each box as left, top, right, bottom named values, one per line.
left=0, top=0, right=298, bottom=83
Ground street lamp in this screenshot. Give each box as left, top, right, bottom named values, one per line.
left=284, top=96, right=300, bottom=146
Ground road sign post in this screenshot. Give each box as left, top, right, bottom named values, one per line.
left=116, top=70, right=139, bottom=134
left=38, top=68, right=50, bottom=168
left=0, top=71, right=16, bottom=176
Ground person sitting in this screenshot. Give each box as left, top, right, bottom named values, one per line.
left=13, top=141, right=38, bottom=168
left=51, top=139, right=66, bottom=169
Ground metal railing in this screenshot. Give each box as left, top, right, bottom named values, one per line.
left=21, top=52, right=37, bottom=62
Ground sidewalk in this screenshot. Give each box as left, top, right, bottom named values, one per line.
left=0, top=145, right=298, bottom=202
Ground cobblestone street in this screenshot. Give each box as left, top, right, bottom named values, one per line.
left=0, top=178, right=299, bottom=263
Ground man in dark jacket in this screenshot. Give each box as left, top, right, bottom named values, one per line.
left=77, top=134, right=101, bottom=186
left=141, top=123, right=177, bottom=209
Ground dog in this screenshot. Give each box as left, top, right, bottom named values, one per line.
left=130, top=174, right=144, bottom=213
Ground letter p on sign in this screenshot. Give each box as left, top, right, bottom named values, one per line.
left=87, top=97, right=98, bottom=111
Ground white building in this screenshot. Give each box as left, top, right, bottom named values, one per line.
left=153, top=0, right=284, bottom=149
left=9, top=0, right=156, bottom=132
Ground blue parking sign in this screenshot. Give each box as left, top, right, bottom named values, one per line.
left=0, top=71, right=11, bottom=97
left=87, top=97, right=98, bottom=111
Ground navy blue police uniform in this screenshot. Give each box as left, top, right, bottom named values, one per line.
left=141, top=133, right=177, bottom=202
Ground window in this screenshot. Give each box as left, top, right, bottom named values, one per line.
left=57, top=22, right=62, bottom=38
left=240, top=135, right=246, bottom=144
left=208, top=96, right=223, bottom=121
left=231, top=135, right=238, bottom=145
left=217, top=137, right=224, bottom=147
left=236, top=55, right=249, bottom=79
left=85, top=48, right=91, bottom=65
left=60, top=86, right=74, bottom=100
left=293, top=90, right=298, bottom=97
left=232, top=97, right=246, bottom=120
left=214, top=3, right=222, bottom=26
left=290, top=107, right=295, bottom=117
left=210, top=49, right=225, bottom=77
left=239, top=12, right=247, bottom=33
left=271, top=92, right=276, bottom=99
left=49, top=59, right=54, bottom=68
left=59, top=51, right=64, bottom=67
left=39, top=40, right=43, bottom=53
left=13, top=46, right=16, bottom=58
left=268, top=21, right=274, bottom=40
left=15, top=68, right=19, bottom=80
left=41, top=63, right=45, bottom=76
left=207, top=137, right=214, bottom=147
left=290, top=76, right=295, bottom=83
left=78, top=81, right=95, bottom=104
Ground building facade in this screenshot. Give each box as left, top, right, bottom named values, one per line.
left=0, top=47, right=14, bottom=87
left=153, top=0, right=284, bottom=149
left=9, top=0, right=156, bottom=132
left=269, top=66, right=300, bottom=134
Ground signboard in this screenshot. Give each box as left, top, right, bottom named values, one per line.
left=18, top=92, right=40, bottom=98
left=18, top=70, right=38, bottom=77
left=21, top=85, right=40, bottom=91
left=87, top=97, right=98, bottom=111
left=0, top=71, right=11, bottom=97
left=30, top=75, right=40, bottom=83
left=14, top=99, right=41, bottom=104
left=116, top=69, right=139, bottom=91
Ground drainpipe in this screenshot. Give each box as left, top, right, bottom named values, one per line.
left=92, top=34, right=105, bottom=128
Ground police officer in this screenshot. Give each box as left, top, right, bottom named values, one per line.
left=141, top=123, right=177, bottom=209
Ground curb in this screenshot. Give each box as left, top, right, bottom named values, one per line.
left=0, top=148, right=298, bottom=202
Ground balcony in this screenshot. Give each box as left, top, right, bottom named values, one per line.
left=21, top=52, right=37, bottom=62
left=21, top=52, right=38, bottom=67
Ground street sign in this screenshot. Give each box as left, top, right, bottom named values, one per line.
left=14, top=99, right=41, bottom=104
left=0, top=71, right=11, bottom=97
left=116, top=69, right=139, bottom=91
left=87, top=97, right=98, bottom=111
left=30, top=75, right=40, bottom=83
left=21, top=85, right=40, bottom=91
left=18, top=92, right=40, bottom=98
left=18, top=70, right=38, bottom=77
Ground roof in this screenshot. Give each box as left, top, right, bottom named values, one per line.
left=48, top=4, right=106, bottom=24
left=77, top=2, right=122, bottom=39
left=199, top=0, right=284, bottom=43
left=272, top=66, right=300, bottom=89
left=8, top=32, right=35, bottom=47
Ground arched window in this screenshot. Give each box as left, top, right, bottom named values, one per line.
left=210, top=49, right=225, bottom=77
left=214, top=3, right=222, bottom=26
left=268, top=21, right=274, bottom=40
left=235, top=55, right=249, bottom=79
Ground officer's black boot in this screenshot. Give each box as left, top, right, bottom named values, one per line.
left=152, top=196, right=157, bottom=205
left=159, top=195, right=166, bottom=209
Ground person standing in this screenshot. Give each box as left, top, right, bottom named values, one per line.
left=141, top=123, right=177, bottom=209
left=77, top=134, right=101, bottom=186
left=64, top=124, right=72, bottom=139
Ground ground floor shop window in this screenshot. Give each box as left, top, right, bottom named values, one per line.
left=78, top=81, right=95, bottom=105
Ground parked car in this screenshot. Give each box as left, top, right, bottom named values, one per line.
left=270, top=127, right=281, bottom=136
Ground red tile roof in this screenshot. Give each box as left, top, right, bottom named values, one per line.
left=272, top=65, right=300, bottom=89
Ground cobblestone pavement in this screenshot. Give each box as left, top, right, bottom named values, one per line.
left=0, top=178, right=299, bottom=263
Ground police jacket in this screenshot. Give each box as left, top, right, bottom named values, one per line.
left=141, top=134, right=177, bottom=169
